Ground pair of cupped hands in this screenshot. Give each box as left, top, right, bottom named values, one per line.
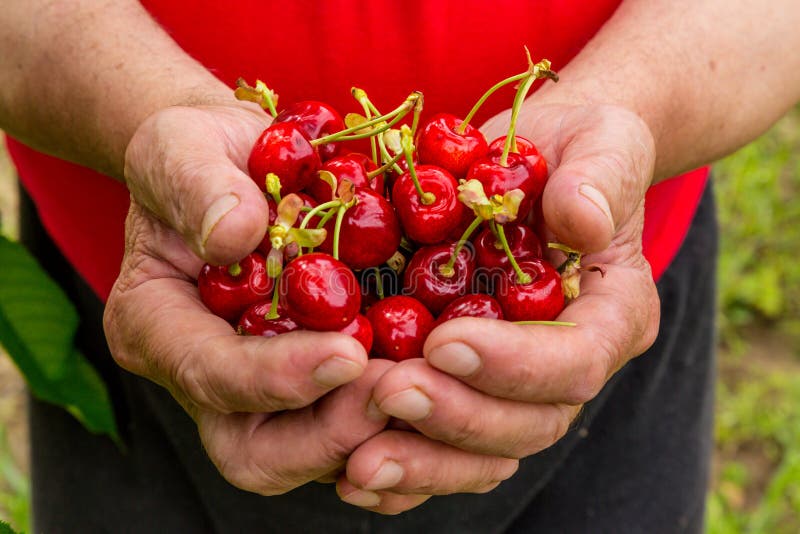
left=103, top=97, right=660, bottom=514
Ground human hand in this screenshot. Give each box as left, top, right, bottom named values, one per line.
left=337, top=103, right=661, bottom=510
left=104, top=102, right=388, bottom=494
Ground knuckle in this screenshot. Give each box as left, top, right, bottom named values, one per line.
left=565, top=356, right=607, bottom=405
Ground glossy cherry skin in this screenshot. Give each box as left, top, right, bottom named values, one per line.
left=366, top=296, right=435, bottom=361
left=339, top=314, right=373, bottom=353
left=257, top=193, right=319, bottom=257
left=247, top=122, right=321, bottom=194
left=495, top=259, right=564, bottom=322
left=274, top=100, right=345, bottom=161
left=319, top=188, right=401, bottom=269
left=308, top=153, right=383, bottom=201
left=198, top=252, right=274, bottom=323
left=435, top=294, right=504, bottom=326
left=279, top=253, right=361, bottom=331
left=416, top=113, right=489, bottom=179
left=474, top=222, right=542, bottom=271
left=488, top=135, right=548, bottom=185
left=392, top=165, right=468, bottom=244
left=467, top=152, right=541, bottom=221
left=403, top=243, right=476, bottom=315
left=237, top=302, right=299, bottom=337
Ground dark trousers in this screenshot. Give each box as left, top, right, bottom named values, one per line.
left=22, top=183, right=718, bottom=533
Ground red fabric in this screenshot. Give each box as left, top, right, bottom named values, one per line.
left=7, top=0, right=707, bottom=300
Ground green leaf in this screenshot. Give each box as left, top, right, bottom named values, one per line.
left=0, top=520, right=21, bottom=534
left=0, top=235, right=118, bottom=441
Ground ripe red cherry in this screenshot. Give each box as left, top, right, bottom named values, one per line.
left=488, top=135, right=548, bottom=184
left=247, top=123, right=321, bottom=194
left=339, top=314, right=374, bottom=353
left=435, top=294, right=504, bottom=325
left=467, top=152, right=541, bottom=220
left=198, top=252, right=274, bottom=323
left=308, top=153, right=383, bottom=201
left=403, top=243, right=476, bottom=315
left=366, top=296, right=435, bottom=361
left=474, top=223, right=542, bottom=271
left=416, top=113, right=489, bottom=179
left=278, top=253, right=361, bottom=331
left=237, top=302, right=299, bottom=337
left=495, top=259, right=564, bottom=321
left=319, top=188, right=401, bottom=269
left=392, top=165, right=467, bottom=244
left=274, top=100, right=345, bottom=161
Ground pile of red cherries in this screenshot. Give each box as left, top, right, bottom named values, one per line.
left=198, top=54, right=588, bottom=361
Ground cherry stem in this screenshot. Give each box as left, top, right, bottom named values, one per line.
left=495, top=222, right=531, bottom=284
left=316, top=207, right=337, bottom=229
left=513, top=320, right=576, bottom=327
left=499, top=74, right=536, bottom=167
left=410, top=93, right=424, bottom=137
left=374, top=267, right=385, bottom=300
left=227, top=262, right=242, bottom=277
left=356, top=91, right=379, bottom=164
left=457, top=71, right=530, bottom=134
left=312, top=93, right=420, bottom=146
left=265, top=273, right=282, bottom=320
left=367, top=152, right=403, bottom=180
left=332, top=204, right=348, bottom=260
left=439, top=216, right=483, bottom=278
left=300, top=200, right=340, bottom=230
left=402, top=130, right=435, bottom=205
left=359, top=96, right=405, bottom=174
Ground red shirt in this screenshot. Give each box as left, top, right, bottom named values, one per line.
left=6, top=0, right=707, bottom=300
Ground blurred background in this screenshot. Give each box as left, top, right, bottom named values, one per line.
left=1, top=106, right=799, bottom=531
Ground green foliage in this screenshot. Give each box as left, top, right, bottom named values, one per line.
left=708, top=365, right=800, bottom=532
left=0, top=429, right=27, bottom=534
left=0, top=521, right=21, bottom=534
left=713, top=106, right=800, bottom=347
left=0, top=235, right=118, bottom=440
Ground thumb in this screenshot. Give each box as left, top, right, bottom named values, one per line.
left=541, top=105, right=655, bottom=252
left=124, top=105, right=270, bottom=265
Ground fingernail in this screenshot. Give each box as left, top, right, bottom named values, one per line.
left=341, top=489, right=381, bottom=507
left=313, top=356, right=363, bottom=388
left=378, top=387, right=432, bottom=421
left=427, top=342, right=481, bottom=377
left=201, top=193, right=240, bottom=247
left=365, top=460, right=404, bottom=490
left=365, top=398, right=387, bottom=422
left=578, top=184, right=614, bottom=232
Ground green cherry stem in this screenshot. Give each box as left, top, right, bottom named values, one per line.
left=356, top=91, right=405, bottom=174
left=457, top=71, right=531, bottom=135
left=513, top=320, right=577, bottom=327
left=495, top=222, right=532, bottom=284
left=315, top=207, right=337, bottom=229
left=228, top=262, right=242, bottom=277
left=311, top=92, right=421, bottom=146
left=439, top=216, right=483, bottom=278
left=265, top=272, right=282, bottom=320
left=367, top=152, right=404, bottom=180
left=332, top=204, right=348, bottom=260
left=499, top=74, right=536, bottom=167
left=355, top=90, right=379, bottom=164
left=374, top=267, right=385, bottom=300
left=299, top=200, right=341, bottom=230
left=401, top=127, right=435, bottom=205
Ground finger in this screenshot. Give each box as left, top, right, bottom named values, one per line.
left=371, top=359, right=580, bottom=457
left=539, top=105, right=655, bottom=252
left=423, top=260, right=660, bottom=405
left=343, top=430, right=518, bottom=496
left=105, top=273, right=369, bottom=414
left=337, top=476, right=431, bottom=515
left=124, top=105, right=271, bottom=265
left=199, top=359, right=394, bottom=496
